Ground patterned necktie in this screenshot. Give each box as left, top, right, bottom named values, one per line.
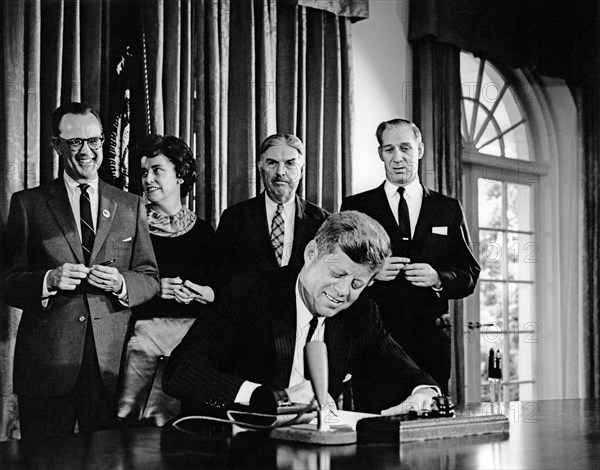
left=79, top=184, right=95, bottom=265
left=397, top=186, right=411, bottom=240
left=270, top=203, right=285, bottom=265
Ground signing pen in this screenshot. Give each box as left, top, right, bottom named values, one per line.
left=183, top=282, right=204, bottom=297
left=98, top=258, right=116, bottom=266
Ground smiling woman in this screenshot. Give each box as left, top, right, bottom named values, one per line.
left=117, top=135, right=217, bottom=425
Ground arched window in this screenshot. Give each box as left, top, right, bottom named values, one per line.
left=460, top=52, right=544, bottom=402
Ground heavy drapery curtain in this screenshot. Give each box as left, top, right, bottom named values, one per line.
left=577, top=83, right=600, bottom=398
left=410, top=0, right=600, bottom=398
left=412, top=38, right=464, bottom=403
left=0, top=0, right=366, bottom=441
left=137, top=0, right=363, bottom=225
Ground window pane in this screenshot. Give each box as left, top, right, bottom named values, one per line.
left=507, top=183, right=531, bottom=231
left=508, top=233, right=535, bottom=281
left=480, top=281, right=504, bottom=327
left=508, top=283, right=533, bottom=327
left=504, top=122, right=529, bottom=161
left=479, top=230, right=503, bottom=279
left=477, top=118, right=502, bottom=156
left=478, top=179, right=502, bottom=228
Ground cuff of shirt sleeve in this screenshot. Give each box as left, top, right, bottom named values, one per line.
left=235, top=381, right=262, bottom=404
left=114, top=274, right=129, bottom=306
left=42, top=270, right=58, bottom=306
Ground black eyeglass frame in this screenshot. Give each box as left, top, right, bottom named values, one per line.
left=55, top=135, right=105, bottom=151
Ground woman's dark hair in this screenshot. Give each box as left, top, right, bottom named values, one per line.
left=137, top=134, right=197, bottom=198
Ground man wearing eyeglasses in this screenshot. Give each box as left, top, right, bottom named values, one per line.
left=2, top=102, right=159, bottom=439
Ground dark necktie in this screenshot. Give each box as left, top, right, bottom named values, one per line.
left=304, top=316, right=319, bottom=379
left=270, top=203, right=285, bottom=265
left=79, top=184, right=95, bottom=265
left=397, top=186, right=411, bottom=240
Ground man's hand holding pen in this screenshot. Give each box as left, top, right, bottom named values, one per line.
left=88, top=259, right=123, bottom=293
left=375, top=256, right=411, bottom=281
left=46, top=258, right=122, bottom=293
left=160, top=277, right=215, bottom=304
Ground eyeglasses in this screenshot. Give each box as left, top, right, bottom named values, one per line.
left=56, top=135, right=104, bottom=151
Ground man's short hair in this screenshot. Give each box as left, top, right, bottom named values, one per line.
left=314, top=211, right=391, bottom=273
left=52, top=102, right=103, bottom=137
left=259, top=134, right=305, bottom=160
left=137, top=134, right=197, bottom=198
left=375, top=118, right=422, bottom=146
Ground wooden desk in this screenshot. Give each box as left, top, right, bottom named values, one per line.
left=1, top=399, right=599, bottom=469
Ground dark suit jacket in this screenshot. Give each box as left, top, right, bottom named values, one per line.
left=163, top=267, right=438, bottom=414
left=341, top=183, right=480, bottom=388
left=2, top=178, right=160, bottom=398
left=215, top=193, right=329, bottom=285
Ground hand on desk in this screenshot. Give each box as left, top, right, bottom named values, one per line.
left=375, top=256, right=411, bottom=281
left=380, top=387, right=439, bottom=416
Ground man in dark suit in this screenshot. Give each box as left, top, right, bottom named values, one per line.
left=2, top=102, right=160, bottom=439
left=216, top=134, right=329, bottom=284
left=164, top=211, right=439, bottom=416
left=341, top=119, right=480, bottom=394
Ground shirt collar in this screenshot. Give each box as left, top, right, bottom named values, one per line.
left=295, top=275, right=315, bottom=327
left=384, top=176, right=422, bottom=200
left=63, top=171, right=99, bottom=197
left=265, top=192, right=296, bottom=216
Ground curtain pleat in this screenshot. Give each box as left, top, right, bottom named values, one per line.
left=413, top=38, right=465, bottom=403
left=1, top=0, right=26, bottom=442
left=40, top=0, right=63, bottom=181
left=578, top=84, right=600, bottom=398
left=26, top=0, right=41, bottom=189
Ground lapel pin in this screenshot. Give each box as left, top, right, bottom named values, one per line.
left=102, top=209, right=111, bottom=218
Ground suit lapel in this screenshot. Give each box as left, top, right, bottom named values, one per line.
left=251, top=194, right=279, bottom=268
left=47, top=180, right=86, bottom=264
left=91, top=181, right=117, bottom=264
left=413, top=186, right=436, bottom=241
left=271, top=272, right=298, bottom=387
left=373, top=183, right=400, bottom=235
left=324, top=316, right=351, bottom=387
left=290, top=194, right=307, bottom=263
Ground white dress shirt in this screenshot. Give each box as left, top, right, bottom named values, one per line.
left=42, top=172, right=127, bottom=303
left=383, top=177, right=423, bottom=237
left=265, top=194, right=296, bottom=266
left=234, top=274, right=438, bottom=404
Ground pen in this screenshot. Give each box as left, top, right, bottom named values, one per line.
left=99, top=258, right=116, bottom=266
left=183, top=281, right=204, bottom=297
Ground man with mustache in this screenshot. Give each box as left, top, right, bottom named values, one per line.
left=216, top=134, right=329, bottom=285
left=341, top=119, right=480, bottom=395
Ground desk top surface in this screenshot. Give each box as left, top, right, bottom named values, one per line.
left=1, top=399, right=599, bottom=469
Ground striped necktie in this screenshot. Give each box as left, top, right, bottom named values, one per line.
left=79, top=184, right=95, bottom=265
left=270, top=203, right=285, bottom=265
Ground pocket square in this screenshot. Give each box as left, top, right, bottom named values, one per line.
left=432, top=226, right=448, bottom=236
left=122, top=237, right=133, bottom=242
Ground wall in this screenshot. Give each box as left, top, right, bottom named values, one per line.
left=350, top=0, right=412, bottom=195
